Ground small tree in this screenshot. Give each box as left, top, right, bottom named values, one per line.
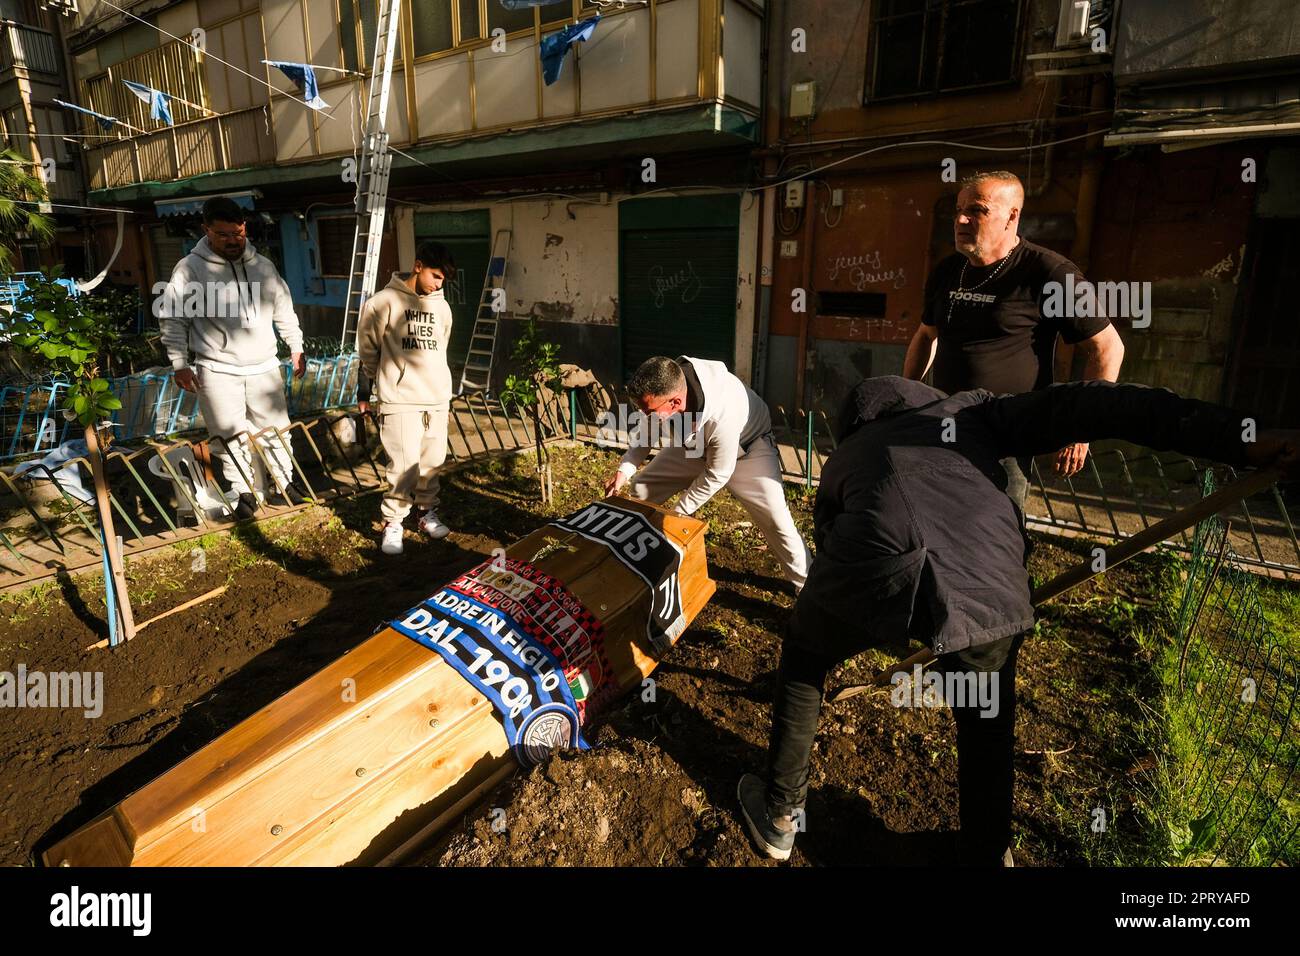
left=499, top=318, right=562, bottom=503
left=8, top=274, right=136, bottom=641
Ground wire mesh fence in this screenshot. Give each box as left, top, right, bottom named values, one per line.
left=1167, top=470, right=1299, bottom=866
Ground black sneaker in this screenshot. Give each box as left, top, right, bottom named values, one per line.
left=737, top=773, right=796, bottom=861
left=232, top=492, right=259, bottom=522
left=271, top=481, right=309, bottom=506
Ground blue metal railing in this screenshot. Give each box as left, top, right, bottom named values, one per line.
left=0, top=273, right=79, bottom=313
left=1, top=352, right=360, bottom=462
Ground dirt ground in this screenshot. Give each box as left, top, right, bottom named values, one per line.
left=0, top=445, right=1175, bottom=866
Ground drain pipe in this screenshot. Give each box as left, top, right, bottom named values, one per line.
left=1070, top=74, right=1111, bottom=271
left=794, top=194, right=816, bottom=408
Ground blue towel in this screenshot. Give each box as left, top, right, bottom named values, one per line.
left=54, top=99, right=119, bottom=131
left=122, top=79, right=174, bottom=126
left=266, top=61, right=330, bottom=110
left=540, top=16, right=600, bottom=86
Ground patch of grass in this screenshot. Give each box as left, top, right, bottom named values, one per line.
left=1140, top=549, right=1299, bottom=866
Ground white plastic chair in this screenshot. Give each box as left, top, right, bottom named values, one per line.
left=147, top=445, right=235, bottom=523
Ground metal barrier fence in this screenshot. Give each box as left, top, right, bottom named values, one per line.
left=1168, top=471, right=1298, bottom=866
left=763, top=405, right=1300, bottom=581
left=0, top=382, right=558, bottom=588
left=5, top=377, right=1296, bottom=586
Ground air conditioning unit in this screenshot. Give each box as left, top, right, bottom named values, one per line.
left=38, top=0, right=80, bottom=16
left=1055, top=0, right=1092, bottom=48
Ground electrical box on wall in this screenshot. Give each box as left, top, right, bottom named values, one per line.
left=784, top=181, right=806, bottom=209
left=790, top=81, right=816, bottom=120
left=780, top=240, right=798, bottom=258
left=1055, top=0, right=1091, bottom=47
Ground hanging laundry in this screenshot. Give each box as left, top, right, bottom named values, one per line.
left=540, top=15, right=600, bottom=86
left=264, top=61, right=330, bottom=111
left=122, top=80, right=174, bottom=126
left=53, top=99, right=117, bottom=132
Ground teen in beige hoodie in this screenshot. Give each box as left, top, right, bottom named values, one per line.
left=356, top=242, right=457, bottom=554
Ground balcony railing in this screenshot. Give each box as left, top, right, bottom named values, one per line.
left=0, top=20, right=61, bottom=75
left=84, top=106, right=277, bottom=191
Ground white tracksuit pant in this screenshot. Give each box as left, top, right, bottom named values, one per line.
left=379, top=405, right=450, bottom=524
left=196, top=365, right=294, bottom=497
left=629, top=433, right=810, bottom=588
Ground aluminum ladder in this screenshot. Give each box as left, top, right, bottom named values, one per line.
left=339, top=0, right=402, bottom=351
left=457, top=228, right=512, bottom=395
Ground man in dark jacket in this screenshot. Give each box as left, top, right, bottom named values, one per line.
left=737, top=376, right=1299, bottom=864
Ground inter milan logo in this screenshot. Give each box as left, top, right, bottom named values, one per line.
left=518, top=705, right=578, bottom=765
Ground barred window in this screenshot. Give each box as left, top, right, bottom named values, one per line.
left=866, top=0, right=1023, bottom=101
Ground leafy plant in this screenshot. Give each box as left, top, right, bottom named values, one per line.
left=499, top=318, right=563, bottom=503
left=7, top=273, right=136, bottom=639
left=7, top=275, right=123, bottom=426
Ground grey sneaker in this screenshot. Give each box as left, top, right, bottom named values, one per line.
left=737, top=773, right=796, bottom=861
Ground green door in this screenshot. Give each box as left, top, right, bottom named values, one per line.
left=414, top=211, right=491, bottom=383
left=619, top=195, right=740, bottom=380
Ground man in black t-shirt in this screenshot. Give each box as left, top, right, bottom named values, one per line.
left=903, top=171, right=1125, bottom=499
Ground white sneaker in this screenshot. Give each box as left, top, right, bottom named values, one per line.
left=418, top=510, right=451, bottom=540
left=381, top=522, right=405, bottom=555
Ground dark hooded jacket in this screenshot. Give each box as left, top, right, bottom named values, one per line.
left=792, top=376, right=1254, bottom=659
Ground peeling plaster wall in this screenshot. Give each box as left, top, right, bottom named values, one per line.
left=489, top=198, right=620, bottom=327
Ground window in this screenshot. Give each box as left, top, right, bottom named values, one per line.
left=487, top=1, right=535, bottom=38
left=458, top=0, right=481, bottom=42
left=340, top=0, right=379, bottom=72
left=540, top=2, right=570, bottom=26
left=409, top=0, right=554, bottom=59
left=412, top=0, right=454, bottom=56
left=316, top=216, right=357, bottom=277
left=817, top=292, right=887, bottom=318
left=866, top=0, right=1022, bottom=101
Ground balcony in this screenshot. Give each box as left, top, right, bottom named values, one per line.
left=83, top=106, right=277, bottom=190
left=83, top=0, right=763, bottom=196
left=0, top=19, right=61, bottom=75
left=283, top=0, right=762, bottom=163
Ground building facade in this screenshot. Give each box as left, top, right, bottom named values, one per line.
left=56, top=0, right=765, bottom=389
left=4, top=0, right=1297, bottom=425
left=760, top=0, right=1300, bottom=427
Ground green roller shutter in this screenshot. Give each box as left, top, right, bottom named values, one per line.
left=619, top=196, right=740, bottom=380
left=414, top=210, right=491, bottom=382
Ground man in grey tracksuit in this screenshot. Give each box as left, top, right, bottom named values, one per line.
left=606, top=355, right=811, bottom=589
left=158, top=196, right=306, bottom=520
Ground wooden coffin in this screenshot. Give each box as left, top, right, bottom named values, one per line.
left=44, top=498, right=714, bottom=866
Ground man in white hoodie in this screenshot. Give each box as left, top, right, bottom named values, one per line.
left=356, top=242, right=457, bottom=556
left=158, top=197, right=306, bottom=521
left=604, top=355, right=810, bottom=590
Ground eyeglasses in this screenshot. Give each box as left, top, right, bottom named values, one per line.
left=643, top=396, right=679, bottom=415
left=210, top=229, right=246, bottom=241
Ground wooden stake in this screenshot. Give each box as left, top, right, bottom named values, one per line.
left=85, top=423, right=136, bottom=642
left=86, top=585, right=228, bottom=650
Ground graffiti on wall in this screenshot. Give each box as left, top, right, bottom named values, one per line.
left=823, top=316, right=911, bottom=343
left=649, top=262, right=703, bottom=308
left=827, top=251, right=907, bottom=291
